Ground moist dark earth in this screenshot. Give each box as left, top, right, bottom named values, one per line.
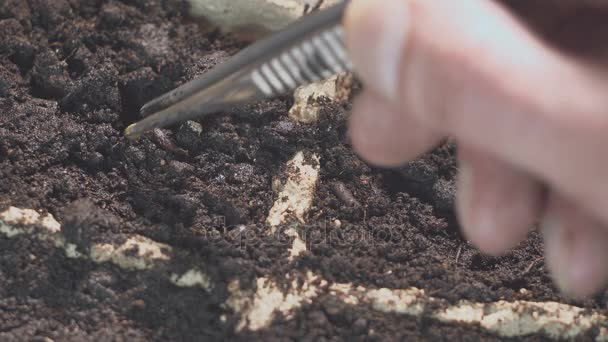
left=1, top=0, right=608, bottom=340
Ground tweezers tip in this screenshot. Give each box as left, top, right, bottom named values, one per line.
left=124, top=123, right=143, bottom=141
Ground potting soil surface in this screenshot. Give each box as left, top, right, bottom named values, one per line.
left=1, top=0, right=608, bottom=340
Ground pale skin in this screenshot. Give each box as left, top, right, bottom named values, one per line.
left=343, top=0, right=608, bottom=298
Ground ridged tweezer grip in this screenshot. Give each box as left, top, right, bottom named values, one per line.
left=139, top=1, right=350, bottom=118
left=249, top=25, right=352, bottom=97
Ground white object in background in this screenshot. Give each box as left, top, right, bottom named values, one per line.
left=187, top=0, right=343, bottom=35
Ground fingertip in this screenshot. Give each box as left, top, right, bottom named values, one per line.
left=348, top=91, right=440, bottom=168
left=348, top=92, right=406, bottom=167
left=542, top=197, right=608, bottom=298
left=456, top=148, right=544, bottom=256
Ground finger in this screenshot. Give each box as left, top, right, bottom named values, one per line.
left=456, top=145, right=546, bottom=256
left=542, top=194, right=608, bottom=298
left=348, top=90, right=442, bottom=167
left=344, top=0, right=608, bottom=224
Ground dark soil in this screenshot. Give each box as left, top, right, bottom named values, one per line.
left=1, top=0, right=608, bottom=340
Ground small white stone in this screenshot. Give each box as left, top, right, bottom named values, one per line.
left=170, top=269, right=213, bottom=291
left=289, top=73, right=353, bottom=124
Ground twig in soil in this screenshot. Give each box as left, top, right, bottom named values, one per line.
left=455, top=244, right=462, bottom=264
left=150, top=129, right=189, bottom=156
left=62, top=47, right=79, bottom=62
left=331, top=182, right=361, bottom=208
left=426, top=289, right=442, bottom=296
left=532, top=242, right=543, bottom=257
left=522, top=257, right=544, bottom=276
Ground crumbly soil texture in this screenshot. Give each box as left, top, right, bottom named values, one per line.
left=1, top=0, right=608, bottom=341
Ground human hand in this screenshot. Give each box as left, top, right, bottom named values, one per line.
left=343, top=0, right=608, bottom=298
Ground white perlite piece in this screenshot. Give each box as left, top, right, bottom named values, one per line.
left=0, top=207, right=61, bottom=237
left=226, top=275, right=608, bottom=339
left=267, top=151, right=320, bottom=230
left=90, top=236, right=171, bottom=271
left=170, top=269, right=213, bottom=291
left=231, top=150, right=323, bottom=329
left=435, top=300, right=607, bottom=340
left=355, top=287, right=608, bottom=340
left=365, top=287, right=427, bottom=316
left=187, top=0, right=343, bottom=34
left=286, top=228, right=307, bottom=260
left=4, top=207, right=608, bottom=339
left=0, top=207, right=214, bottom=288
left=1, top=207, right=188, bottom=274
left=266, top=151, right=320, bottom=259
left=289, top=73, right=354, bottom=123
left=0, top=218, right=25, bottom=238
left=229, top=271, right=324, bottom=331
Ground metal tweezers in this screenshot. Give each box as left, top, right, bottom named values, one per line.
left=124, top=0, right=352, bottom=140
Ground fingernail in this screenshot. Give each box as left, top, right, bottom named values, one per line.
left=344, top=0, right=411, bottom=101
left=457, top=162, right=491, bottom=241
left=457, top=162, right=502, bottom=255
left=542, top=210, right=608, bottom=298
left=565, top=224, right=608, bottom=297
left=541, top=215, right=576, bottom=296
left=456, top=161, right=474, bottom=220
